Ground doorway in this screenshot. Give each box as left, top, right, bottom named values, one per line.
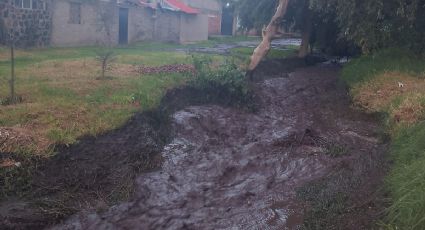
left=221, top=6, right=234, bottom=36
left=119, top=8, right=129, bottom=45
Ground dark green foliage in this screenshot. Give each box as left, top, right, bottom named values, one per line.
left=234, top=0, right=425, bottom=55
left=311, top=0, right=425, bottom=55
left=189, top=54, right=255, bottom=110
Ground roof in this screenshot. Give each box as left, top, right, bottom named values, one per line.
left=138, top=0, right=199, bottom=14
left=163, top=0, right=199, bottom=14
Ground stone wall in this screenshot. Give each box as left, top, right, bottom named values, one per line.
left=0, top=0, right=51, bottom=47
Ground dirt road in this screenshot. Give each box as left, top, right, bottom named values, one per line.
left=50, top=63, right=387, bottom=229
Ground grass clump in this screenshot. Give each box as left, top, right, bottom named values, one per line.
left=342, top=48, right=425, bottom=87
left=230, top=46, right=298, bottom=63
left=384, top=122, right=425, bottom=229
left=342, top=48, right=425, bottom=229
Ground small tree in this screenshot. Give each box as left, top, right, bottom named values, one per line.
left=95, top=49, right=116, bottom=79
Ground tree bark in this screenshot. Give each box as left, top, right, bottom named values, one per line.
left=298, top=5, right=312, bottom=58
left=248, top=0, right=290, bottom=71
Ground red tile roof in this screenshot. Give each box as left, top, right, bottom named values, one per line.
left=165, top=0, right=199, bottom=14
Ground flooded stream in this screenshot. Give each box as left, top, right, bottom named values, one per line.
left=52, top=64, right=385, bottom=229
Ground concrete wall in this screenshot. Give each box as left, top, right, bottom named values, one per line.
left=0, top=0, right=51, bottom=47
left=51, top=0, right=119, bottom=47
left=181, top=0, right=221, bottom=36
left=128, top=6, right=154, bottom=43
left=154, top=10, right=181, bottom=43
left=179, top=13, right=208, bottom=43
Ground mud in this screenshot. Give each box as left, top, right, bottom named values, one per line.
left=0, top=81, right=252, bottom=229
left=48, top=63, right=387, bottom=229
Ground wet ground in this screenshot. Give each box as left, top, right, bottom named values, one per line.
left=176, top=38, right=302, bottom=54
left=48, top=63, right=387, bottom=229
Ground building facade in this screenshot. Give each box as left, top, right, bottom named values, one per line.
left=0, top=0, right=233, bottom=48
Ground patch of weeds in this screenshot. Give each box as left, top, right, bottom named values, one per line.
left=325, top=143, right=348, bottom=157
left=297, top=179, right=350, bottom=230
left=342, top=48, right=425, bottom=87
left=0, top=150, right=43, bottom=200
left=385, top=122, right=425, bottom=230
left=189, top=54, right=255, bottom=110
left=39, top=85, right=77, bottom=99
left=0, top=95, right=24, bottom=105
left=46, top=128, right=77, bottom=145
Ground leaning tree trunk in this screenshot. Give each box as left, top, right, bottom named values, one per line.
left=248, top=0, right=290, bottom=71
left=298, top=4, right=312, bottom=58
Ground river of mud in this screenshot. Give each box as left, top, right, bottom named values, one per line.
left=48, top=63, right=387, bottom=230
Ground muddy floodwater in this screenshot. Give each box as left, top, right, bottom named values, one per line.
left=51, top=64, right=386, bottom=230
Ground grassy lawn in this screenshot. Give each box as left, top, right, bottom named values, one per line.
left=230, top=46, right=298, bottom=62
left=342, top=48, right=425, bottom=229
left=0, top=38, right=281, bottom=154
left=0, top=43, right=226, bottom=154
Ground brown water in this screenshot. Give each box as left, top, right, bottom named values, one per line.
left=51, top=65, right=384, bottom=230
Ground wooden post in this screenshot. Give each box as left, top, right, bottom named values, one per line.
left=10, top=42, right=15, bottom=104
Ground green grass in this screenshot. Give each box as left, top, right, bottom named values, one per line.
left=0, top=44, right=197, bottom=151
left=0, top=37, right=260, bottom=152
left=342, top=48, right=425, bottom=87
left=342, top=48, right=425, bottom=229
left=230, top=47, right=297, bottom=59
left=209, top=35, right=260, bottom=43
left=385, top=122, right=425, bottom=230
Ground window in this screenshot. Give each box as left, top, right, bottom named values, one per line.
left=22, top=0, right=31, bottom=8
left=14, top=0, right=46, bottom=10
left=69, top=3, right=81, bottom=24
left=14, top=0, right=31, bottom=9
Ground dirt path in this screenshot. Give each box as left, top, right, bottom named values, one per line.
left=49, top=64, right=387, bottom=229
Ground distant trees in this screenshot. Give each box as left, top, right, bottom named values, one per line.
left=230, top=0, right=425, bottom=70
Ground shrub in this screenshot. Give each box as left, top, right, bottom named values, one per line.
left=189, top=54, right=254, bottom=109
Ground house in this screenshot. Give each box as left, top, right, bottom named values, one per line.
left=181, top=0, right=236, bottom=36
left=0, top=0, right=235, bottom=48
left=51, top=0, right=212, bottom=46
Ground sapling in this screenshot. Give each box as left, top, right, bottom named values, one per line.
left=95, top=49, right=116, bottom=79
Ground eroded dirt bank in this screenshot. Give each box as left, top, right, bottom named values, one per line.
left=50, top=63, right=387, bottom=229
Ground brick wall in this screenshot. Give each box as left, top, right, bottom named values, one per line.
left=208, top=13, right=221, bottom=35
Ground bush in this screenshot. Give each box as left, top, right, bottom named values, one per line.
left=188, top=54, right=254, bottom=110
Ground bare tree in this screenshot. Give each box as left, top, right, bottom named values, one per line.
left=248, top=0, right=290, bottom=71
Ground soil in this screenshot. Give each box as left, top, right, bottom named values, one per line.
left=0, top=59, right=388, bottom=230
